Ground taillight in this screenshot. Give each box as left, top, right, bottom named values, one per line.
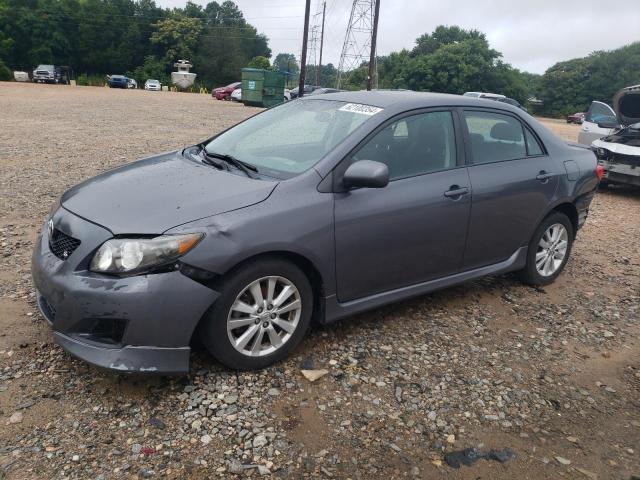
left=596, top=165, right=605, bottom=180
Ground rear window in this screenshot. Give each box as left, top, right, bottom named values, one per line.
left=464, top=111, right=527, bottom=164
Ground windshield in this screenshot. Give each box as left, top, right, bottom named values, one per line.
left=204, top=99, right=378, bottom=178
left=37, top=65, right=53, bottom=70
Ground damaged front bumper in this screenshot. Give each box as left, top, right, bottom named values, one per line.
left=593, top=139, right=640, bottom=187
left=31, top=208, right=219, bottom=374
left=52, top=332, right=190, bottom=374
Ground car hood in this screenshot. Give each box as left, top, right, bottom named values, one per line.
left=592, top=137, right=640, bottom=156
left=599, top=130, right=640, bottom=148
left=61, top=151, right=278, bottom=234
left=613, top=84, right=640, bottom=126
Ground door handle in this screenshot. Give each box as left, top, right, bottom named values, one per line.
left=444, top=186, right=469, bottom=198
left=536, top=171, right=553, bottom=182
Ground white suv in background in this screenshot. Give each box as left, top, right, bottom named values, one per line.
left=578, top=101, right=618, bottom=145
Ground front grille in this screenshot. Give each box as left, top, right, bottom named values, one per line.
left=611, top=152, right=640, bottom=168
left=49, top=229, right=81, bottom=260
left=74, top=318, right=128, bottom=345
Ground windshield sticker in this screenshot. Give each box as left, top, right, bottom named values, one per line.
left=339, top=103, right=383, bottom=116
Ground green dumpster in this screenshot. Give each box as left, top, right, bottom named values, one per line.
left=241, top=68, right=286, bottom=107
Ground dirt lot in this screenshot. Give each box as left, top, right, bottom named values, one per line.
left=0, top=82, right=638, bottom=480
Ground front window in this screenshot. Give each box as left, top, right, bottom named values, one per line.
left=205, top=99, right=378, bottom=178
left=351, top=111, right=457, bottom=181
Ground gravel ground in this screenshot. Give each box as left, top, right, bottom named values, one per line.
left=0, top=82, right=638, bottom=480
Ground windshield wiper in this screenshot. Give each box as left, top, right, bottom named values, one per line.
left=204, top=150, right=259, bottom=179
left=185, top=145, right=225, bottom=170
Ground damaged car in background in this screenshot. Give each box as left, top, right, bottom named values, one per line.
left=591, top=85, right=640, bottom=187
left=32, top=91, right=601, bottom=374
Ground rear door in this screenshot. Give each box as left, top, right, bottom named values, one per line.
left=578, top=101, right=617, bottom=145
left=461, top=109, right=558, bottom=271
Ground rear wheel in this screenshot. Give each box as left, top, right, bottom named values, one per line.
left=200, top=258, right=313, bottom=370
left=519, top=212, right=574, bottom=285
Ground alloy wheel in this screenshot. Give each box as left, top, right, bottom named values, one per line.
left=535, top=223, right=569, bottom=277
left=226, top=276, right=302, bottom=357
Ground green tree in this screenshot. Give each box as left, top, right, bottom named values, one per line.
left=412, top=25, right=488, bottom=57
left=151, top=16, right=203, bottom=65
left=273, top=53, right=298, bottom=74
left=0, top=0, right=271, bottom=88
left=247, top=55, right=270, bottom=69
left=0, top=58, right=11, bottom=80
left=536, top=42, right=640, bottom=116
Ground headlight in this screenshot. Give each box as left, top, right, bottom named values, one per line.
left=595, top=147, right=611, bottom=160
left=90, top=233, right=204, bottom=275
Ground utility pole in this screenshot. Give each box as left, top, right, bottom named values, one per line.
left=367, top=0, right=380, bottom=91
left=299, top=0, right=311, bottom=98
left=318, top=1, right=326, bottom=86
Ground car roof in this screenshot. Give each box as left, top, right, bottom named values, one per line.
left=303, top=90, right=521, bottom=112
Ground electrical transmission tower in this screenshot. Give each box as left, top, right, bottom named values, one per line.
left=336, top=0, right=378, bottom=89
left=307, top=24, right=320, bottom=75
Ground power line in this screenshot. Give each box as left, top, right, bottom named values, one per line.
left=22, top=7, right=304, bottom=23
left=19, top=13, right=299, bottom=41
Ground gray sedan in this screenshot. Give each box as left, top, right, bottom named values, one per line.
left=32, top=91, right=601, bottom=374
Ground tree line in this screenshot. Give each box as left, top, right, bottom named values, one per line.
left=318, top=26, right=639, bottom=117
left=0, top=0, right=271, bottom=87
left=1, top=3, right=637, bottom=118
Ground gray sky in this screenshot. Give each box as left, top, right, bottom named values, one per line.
left=156, top=0, right=640, bottom=74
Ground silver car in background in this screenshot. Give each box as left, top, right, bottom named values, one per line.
left=144, top=79, right=161, bottom=91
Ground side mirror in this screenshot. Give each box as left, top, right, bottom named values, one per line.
left=343, top=160, right=389, bottom=189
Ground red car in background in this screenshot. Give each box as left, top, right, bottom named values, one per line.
left=212, top=82, right=241, bottom=100
left=567, top=112, right=586, bottom=124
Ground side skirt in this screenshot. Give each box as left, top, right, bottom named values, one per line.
left=321, top=246, right=528, bottom=324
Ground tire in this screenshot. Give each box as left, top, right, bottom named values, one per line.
left=519, top=212, right=574, bottom=286
left=200, top=257, right=313, bottom=370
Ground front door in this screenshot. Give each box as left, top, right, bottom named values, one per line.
left=334, top=110, right=471, bottom=302
left=578, top=101, right=617, bottom=145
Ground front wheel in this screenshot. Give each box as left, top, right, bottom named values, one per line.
left=519, top=212, right=574, bottom=285
left=200, top=258, right=313, bottom=370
